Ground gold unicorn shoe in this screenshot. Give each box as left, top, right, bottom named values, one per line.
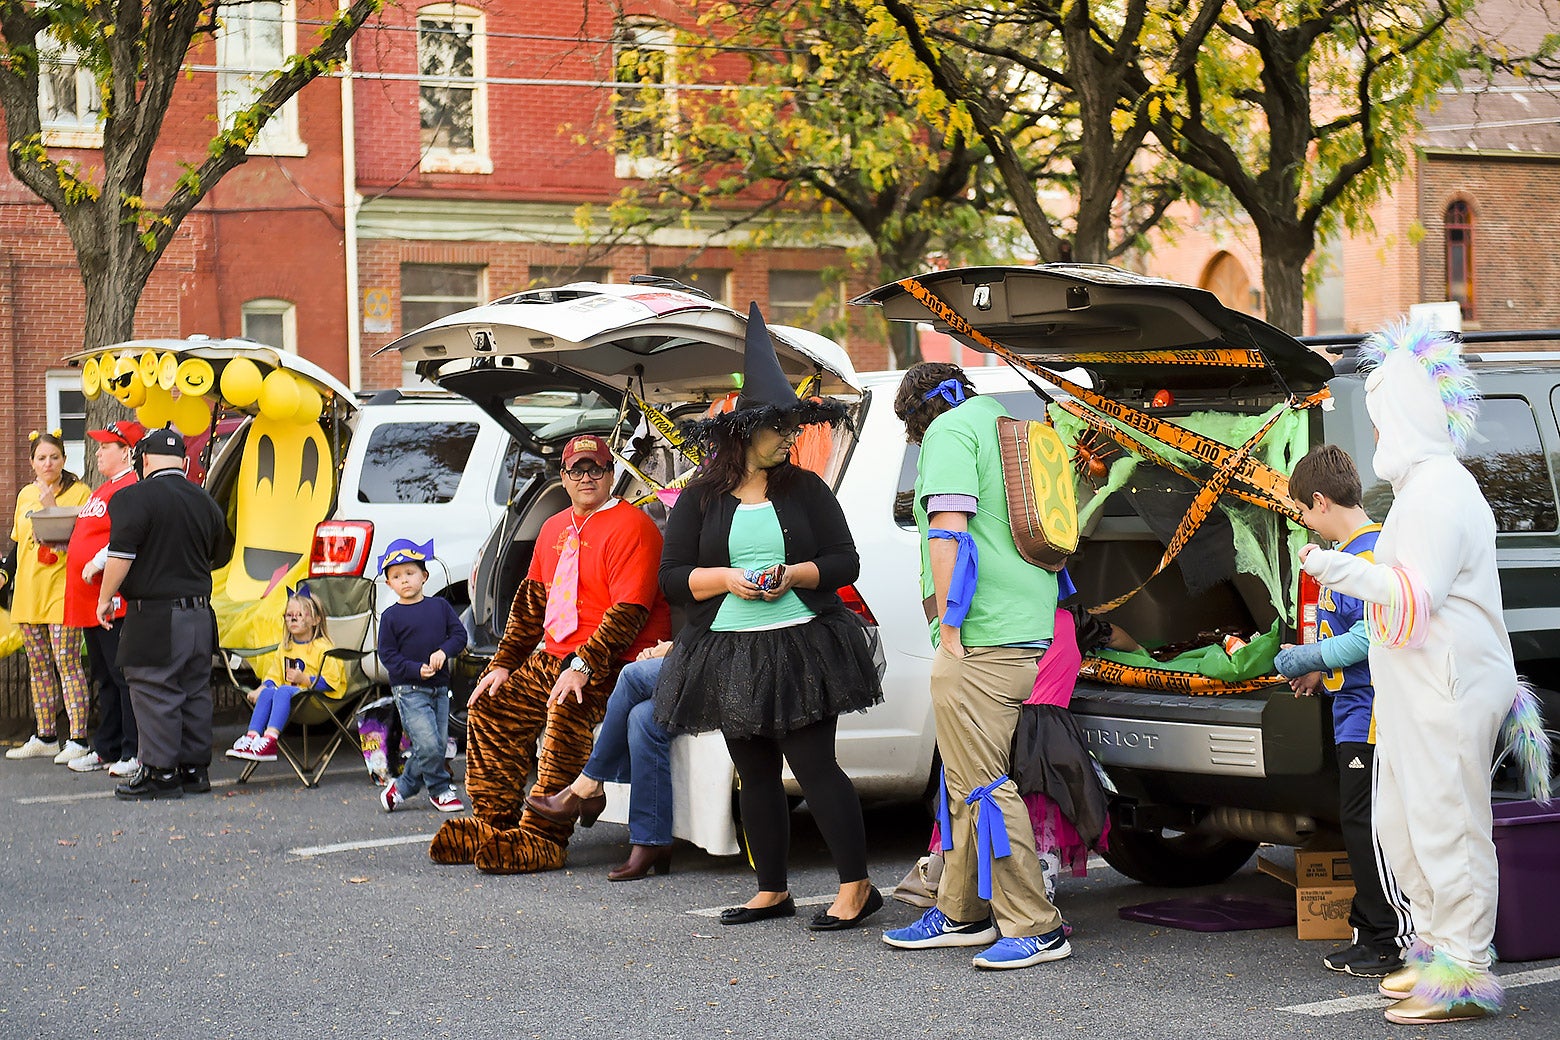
left=1384, top=995, right=1491, bottom=1024
left=1378, top=964, right=1420, bottom=1000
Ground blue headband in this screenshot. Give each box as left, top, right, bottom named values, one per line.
left=286, top=581, right=312, bottom=601
left=922, top=379, right=967, bottom=407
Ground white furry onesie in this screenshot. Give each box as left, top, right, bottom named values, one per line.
left=1301, top=329, right=1512, bottom=1009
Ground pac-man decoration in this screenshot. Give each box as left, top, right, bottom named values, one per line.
left=220, top=357, right=263, bottom=408
left=226, top=414, right=334, bottom=601
left=157, top=352, right=178, bottom=391
left=137, top=350, right=160, bottom=387
left=136, top=386, right=174, bottom=429
left=258, top=369, right=300, bottom=422
left=171, top=391, right=212, bottom=436
left=176, top=357, right=215, bottom=397
left=82, top=357, right=101, bottom=401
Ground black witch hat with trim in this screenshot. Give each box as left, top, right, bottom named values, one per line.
left=683, top=301, right=848, bottom=450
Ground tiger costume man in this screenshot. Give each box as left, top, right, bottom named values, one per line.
left=430, top=435, right=671, bottom=874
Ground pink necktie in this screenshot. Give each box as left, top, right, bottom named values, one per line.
left=544, top=526, right=581, bottom=641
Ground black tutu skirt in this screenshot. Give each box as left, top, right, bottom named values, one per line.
left=654, top=607, right=883, bottom=739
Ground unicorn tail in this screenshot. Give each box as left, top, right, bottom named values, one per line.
left=1501, top=681, right=1553, bottom=804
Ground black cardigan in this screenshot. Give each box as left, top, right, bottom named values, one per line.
left=658, top=467, right=860, bottom=637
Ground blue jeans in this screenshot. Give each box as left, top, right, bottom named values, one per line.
left=391, top=684, right=452, bottom=799
left=582, top=658, right=671, bottom=847
left=249, top=681, right=298, bottom=734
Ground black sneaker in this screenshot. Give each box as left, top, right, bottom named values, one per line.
left=1323, top=943, right=1369, bottom=972
left=115, top=767, right=185, bottom=801
left=1344, top=947, right=1405, bottom=978
left=180, top=765, right=211, bottom=794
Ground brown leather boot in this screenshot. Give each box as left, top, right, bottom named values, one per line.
left=607, top=845, right=672, bottom=882
left=524, top=786, right=607, bottom=828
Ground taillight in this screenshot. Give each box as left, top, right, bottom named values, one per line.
left=1298, top=571, right=1321, bottom=644
left=837, top=583, right=878, bottom=625
left=311, top=520, right=375, bottom=577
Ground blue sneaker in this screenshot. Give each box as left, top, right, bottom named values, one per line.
left=971, top=927, right=1072, bottom=969
left=882, top=906, right=999, bottom=949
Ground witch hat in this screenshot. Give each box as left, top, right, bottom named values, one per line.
left=737, top=301, right=801, bottom=411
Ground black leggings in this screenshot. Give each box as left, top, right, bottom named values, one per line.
left=724, top=716, right=868, bottom=892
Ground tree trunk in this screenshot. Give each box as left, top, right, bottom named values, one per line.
left=1254, top=225, right=1311, bottom=334
left=77, top=230, right=151, bottom=483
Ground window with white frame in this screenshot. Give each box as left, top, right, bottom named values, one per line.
left=418, top=5, right=491, bottom=174
left=38, top=36, right=103, bottom=147
left=401, top=264, right=485, bottom=384
left=613, top=22, right=674, bottom=179
left=216, top=0, right=305, bottom=156
left=242, top=298, right=297, bottom=352
left=45, top=372, right=87, bottom=476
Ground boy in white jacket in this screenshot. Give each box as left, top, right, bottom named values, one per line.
left=1298, top=321, right=1549, bottom=1024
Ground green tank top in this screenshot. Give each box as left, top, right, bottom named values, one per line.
left=712, top=502, right=816, bottom=632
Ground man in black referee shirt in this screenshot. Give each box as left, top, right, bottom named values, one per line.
left=96, top=428, right=232, bottom=800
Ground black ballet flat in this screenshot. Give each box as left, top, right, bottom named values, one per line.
left=807, top=887, right=884, bottom=932
left=720, top=895, right=797, bottom=925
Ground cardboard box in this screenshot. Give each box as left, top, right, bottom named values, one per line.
left=1259, top=851, right=1356, bottom=940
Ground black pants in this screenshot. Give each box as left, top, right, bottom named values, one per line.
left=725, top=716, right=869, bottom=893
left=1337, top=741, right=1412, bottom=948
left=86, top=625, right=137, bottom=763
left=122, top=605, right=214, bottom=772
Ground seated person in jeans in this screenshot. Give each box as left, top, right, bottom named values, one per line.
left=376, top=538, right=468, bottom=814
left=527, top=640, right=673, bottom=881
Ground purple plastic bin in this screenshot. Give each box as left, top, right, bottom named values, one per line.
left=1492, top=799, right=1560, bottom=962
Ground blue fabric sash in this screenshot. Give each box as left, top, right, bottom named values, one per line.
left=927, top=529, right=977, bottom=627
left=965, top=774, right=1014, bottom=901
left=922, top=379, right=967, bottom=407
left=937, top=767, right=954, bottom=852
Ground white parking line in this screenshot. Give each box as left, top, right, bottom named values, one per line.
left=290, top=833, right=436, bottom=858
left=1279, top=964, right=1560, bottom=1016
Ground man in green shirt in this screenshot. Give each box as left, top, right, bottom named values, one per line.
left=882, top=362, right=1072, bottom=971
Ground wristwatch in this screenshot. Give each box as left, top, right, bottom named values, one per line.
left=567, top=654, right=593, bottom=679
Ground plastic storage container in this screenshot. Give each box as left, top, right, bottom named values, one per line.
left=1492, top=798, right=1560, bottom=962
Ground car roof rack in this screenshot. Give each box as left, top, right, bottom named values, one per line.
left=1305, top=329, right=1560, bottom=374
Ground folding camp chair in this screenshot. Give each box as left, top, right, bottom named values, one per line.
left=233, top=575, right=378, bottom=787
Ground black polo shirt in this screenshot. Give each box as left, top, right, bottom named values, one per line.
left=106, top=468, right=231, bottom=600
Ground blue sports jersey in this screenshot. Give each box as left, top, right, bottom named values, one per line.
left=1317, top=524, right=1381, bottom=744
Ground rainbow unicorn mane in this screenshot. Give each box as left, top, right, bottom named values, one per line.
left=1358, top=319, right=1481, bottom=452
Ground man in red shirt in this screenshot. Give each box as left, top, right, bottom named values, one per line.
left=430, top=434, right=671, bottom=874
left=62, top=421, right=143, bottom=776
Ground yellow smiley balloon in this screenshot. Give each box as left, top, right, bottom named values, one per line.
left=82, top=358, right=102, bottom=400
left=176, top=358, right=215, bottom=397
left=111, top=356, right=139, bottom=405
left=138, top=350, right=160, bottom=387
left=158, top=352, right=179, bottom=391
left=136, top=386, right=174, bottom=429
left=226, top=415, right=335, bottom=601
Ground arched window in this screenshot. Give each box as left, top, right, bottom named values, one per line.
left=1446, top=200, right=1474, bottom=321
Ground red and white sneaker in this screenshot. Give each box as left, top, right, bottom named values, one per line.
left=380, top=783, right=404, bottom=813
left=246, top=734, right=280, bottom=762
left=225, top=733, right=259, bottom=760
left=430, top=789, right=466, bottom=813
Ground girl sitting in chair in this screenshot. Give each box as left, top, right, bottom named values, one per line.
left=227, top=585, right=345, bottom=762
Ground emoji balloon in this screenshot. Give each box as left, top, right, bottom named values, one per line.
left=137, top=350, right=160, bottom=387
left=157, top=352, right=179, bottom=391
left=82, top=357, right=101, bottom=401
left=220, top=357, right=264, bottom=409
left=257, top=370, right=300, bottom=422
left=171, top=391, right=212, bottom=436
left=176, top=358, right=215, bottom=397
left=226, top=415, right=335, bottom=601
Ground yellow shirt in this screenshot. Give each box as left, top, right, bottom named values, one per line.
left=10, top=481, right=91, bottom=625
left=262, top=635, right=348, bottom=696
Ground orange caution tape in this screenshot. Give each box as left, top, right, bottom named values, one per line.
left=1079, top=656, right=1284, bottom=695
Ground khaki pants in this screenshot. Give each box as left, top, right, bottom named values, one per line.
left=931, top=643, right=1062, bottom=938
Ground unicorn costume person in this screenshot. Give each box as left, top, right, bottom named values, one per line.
left=1299, top=322, right=1551, bottom=1024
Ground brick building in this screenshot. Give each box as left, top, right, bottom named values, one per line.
left=350, top=0, right=877, bottom=389
left=1138, top=1, right=1560, bottom=341
left=0, top=1, right=350, bottom=501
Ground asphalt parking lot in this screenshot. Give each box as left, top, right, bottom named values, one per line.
left=4, top=727, right=1556, bottom=1040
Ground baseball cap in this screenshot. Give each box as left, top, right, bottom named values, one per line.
left=561, top=435, right=611, bottom=471
left=137, top=427, right=187, bottom=458
left=87, top=419, right=146, bottom=447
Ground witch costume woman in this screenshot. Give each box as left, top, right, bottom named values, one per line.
left=653, top=302, right=885, bottom=931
